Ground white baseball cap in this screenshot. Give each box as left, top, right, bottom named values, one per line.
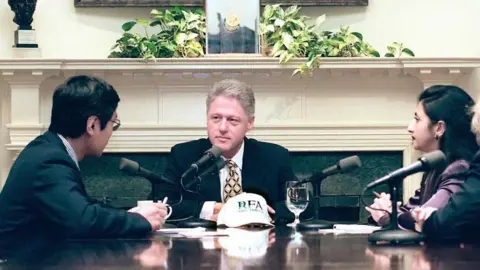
left=218, top=228, right=272, bottom=262
left=217, top=192, right=274, bottom=228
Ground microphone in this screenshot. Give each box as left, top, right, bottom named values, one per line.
left=197, top=158, right=226, bottom=181
left=294, top=155, right=362, bottom=186
left=119, top=158, right=177, bottom=186
left=180, top=146, right=223, bottom=179
left=184, top=158, right=226, bottom=191
left=365, top=150, right=446, bottom=189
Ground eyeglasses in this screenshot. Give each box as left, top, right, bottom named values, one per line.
left=111, top=119, right=121, bottom=131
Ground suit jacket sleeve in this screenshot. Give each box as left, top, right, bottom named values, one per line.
left=156, top=145, right=206, bottom=219
left=423, top=157, right=480, bottom=242
left=33, top=158, right=152, bottom=238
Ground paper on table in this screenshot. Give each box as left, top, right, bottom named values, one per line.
left=179, top=230, right=230, bottom=238
left=157, top=227, right=206, bottom=234
left=318, top=224, right=381, bottom=235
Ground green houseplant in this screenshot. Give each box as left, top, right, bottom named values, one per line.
left=110, top=5, right=414, bottom=76
left=109, top=6, right=206, bottom=59
left=260, top=4, right=414, bottom=76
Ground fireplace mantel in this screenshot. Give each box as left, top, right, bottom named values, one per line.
left=1, top=57, right=480, bottom=199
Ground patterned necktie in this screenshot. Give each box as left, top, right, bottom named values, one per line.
left=223, top=159, right=242, bottom=202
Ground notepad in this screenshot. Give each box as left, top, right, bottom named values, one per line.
left=319, top=224, right=381, bottom=235
left=157, top=227, right=206, bottom=234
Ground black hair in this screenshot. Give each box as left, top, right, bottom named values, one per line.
left=48, top=75, right=120, bottom=139
left=419, top=85, right=478, bottom=163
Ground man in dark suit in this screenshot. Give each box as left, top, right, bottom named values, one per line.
left=0, top=75, right=169, bottom=261
left=154, top=79, right=295, bottom=222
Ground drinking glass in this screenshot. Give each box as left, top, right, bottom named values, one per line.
left=286, top=182, right=310, bottom=227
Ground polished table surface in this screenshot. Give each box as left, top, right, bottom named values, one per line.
left=2, top=226, right=480, bottom=269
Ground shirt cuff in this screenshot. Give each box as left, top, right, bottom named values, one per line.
left=199, top=201, right=216, bottom=219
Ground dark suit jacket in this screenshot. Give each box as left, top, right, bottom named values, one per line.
left=0, top=131, right=151, bottom=260
left=153, top=138, right=296, bottom=221
left=423, top=150, right=480, bottom=243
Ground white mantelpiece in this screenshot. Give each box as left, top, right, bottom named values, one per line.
left=1, top=57, right=480, bottom=200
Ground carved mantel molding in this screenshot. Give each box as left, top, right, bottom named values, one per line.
left=1, top=57, right=479, bottom=199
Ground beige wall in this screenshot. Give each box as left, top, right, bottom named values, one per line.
left=1, top=0, right=480, bottom=192
left=1, top=0, right=480, bottom=58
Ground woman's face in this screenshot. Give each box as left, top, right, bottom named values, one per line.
left=407, top=102, right=441, bottom=153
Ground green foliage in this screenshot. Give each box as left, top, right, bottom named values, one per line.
left=384, top=42, right=415, bottom=57
left=109, top=4, right=415, bottom=76
left=109, top=6, right=206, bottom=59
left=260, top=5, right=414, bottom=76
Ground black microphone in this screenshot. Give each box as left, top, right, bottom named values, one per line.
left=294, top=155, right=362, bottom=186
left=119, top=158, right=177, bottom=186
left=184, top=158, right=226, bottom=191
left=197, top=158, right=226, bottom=181
left=365, top=150, right=446, bottom=189
left=180, top=146, right=223, bottom=179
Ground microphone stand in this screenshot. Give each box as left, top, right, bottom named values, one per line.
left=296, top=177, right=334, bottom=230
left=367, top=176, right=423, bottom=245
left=176, top=166, right=218, bottom=229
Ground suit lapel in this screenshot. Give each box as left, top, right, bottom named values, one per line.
left=43, top=131, right=87, bottom=192
left=241, top=138, right=263, bottom=191
left=199, top=169, right=222, bottom=202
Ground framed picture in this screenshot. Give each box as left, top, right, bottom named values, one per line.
left=74, top=0, right=368, bottom=7
left=206, top=0, right=260, bottom=55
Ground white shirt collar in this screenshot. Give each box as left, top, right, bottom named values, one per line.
left=57, top=134, right=80, bottom=169
left=223, top=141, right=244, bottom=169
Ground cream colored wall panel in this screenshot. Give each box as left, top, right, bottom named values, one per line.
left=114, top=85, right=159, bottom=124
left=254, top=91, right=304, bottom=124
left=162, top=92, right=208, bottom=124
left=305, top=76, right=422, bottom=124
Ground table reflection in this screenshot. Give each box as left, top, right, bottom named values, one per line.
left=2, top=227, right=480, bottom=269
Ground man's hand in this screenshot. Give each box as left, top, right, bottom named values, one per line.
left=412, top=207, right=437, bottom=233
left=129, top=203, right=168, bottom=231
left=267, top=205, right=275, bottom=222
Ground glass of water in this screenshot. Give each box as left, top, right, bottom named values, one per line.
left=286, top=182, right=310, bottom=227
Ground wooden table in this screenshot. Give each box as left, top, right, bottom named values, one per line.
left=2, top=226, right=479, bottom=269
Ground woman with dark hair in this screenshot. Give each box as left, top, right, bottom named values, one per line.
left=413, top=95, right=480, bottom=243
left=366, top=85, right=478, bottom=231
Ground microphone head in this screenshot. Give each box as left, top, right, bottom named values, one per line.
left=119, top=158, right=140, bottom=175
left=207, top=145, right=223, bottom=158
left=419, top=150, right=446, bottom=170
left=338, top=155, right=362, bottom=173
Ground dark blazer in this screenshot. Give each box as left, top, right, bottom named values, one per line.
left=153, top=138, right=296, bottom=221
left=423, top=150, right=480, bottom=243
left=373, top=159, right=468, bottom=230
left=0, top=131, right=151, bottom=260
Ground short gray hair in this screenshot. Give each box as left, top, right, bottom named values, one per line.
left=206, top=79, right=255, bottom=118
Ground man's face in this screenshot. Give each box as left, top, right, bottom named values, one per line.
left=87, top=111, right=119, bottom=157
left=207, top=96, right=254, bottom=158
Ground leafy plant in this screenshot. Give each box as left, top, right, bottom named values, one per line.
left=109, top=6, right=206, bottom=59
left=384, top=42, right=415, bottom=57
left=260, top=5, right=320, bottom=64
left=260, top=5, right=415, bottom=77
left=109, top=4, right=415, bottom=77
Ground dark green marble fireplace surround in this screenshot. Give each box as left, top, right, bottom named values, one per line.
left=80, top=151, right=402, bottom=223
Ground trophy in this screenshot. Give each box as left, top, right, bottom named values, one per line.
left=205, top=0, right=261, bottom=56
left=8, top=0, right=39, bottom=48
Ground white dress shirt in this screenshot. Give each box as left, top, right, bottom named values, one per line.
left=57, top=134, right=80, bottom=170
left=199, top=142, right=244, bottom=219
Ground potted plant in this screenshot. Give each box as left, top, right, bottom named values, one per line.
left=109, top=6, right=206, bottom=59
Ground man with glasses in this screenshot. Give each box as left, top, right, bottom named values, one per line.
left=0, top=75, right=169, bottom=262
